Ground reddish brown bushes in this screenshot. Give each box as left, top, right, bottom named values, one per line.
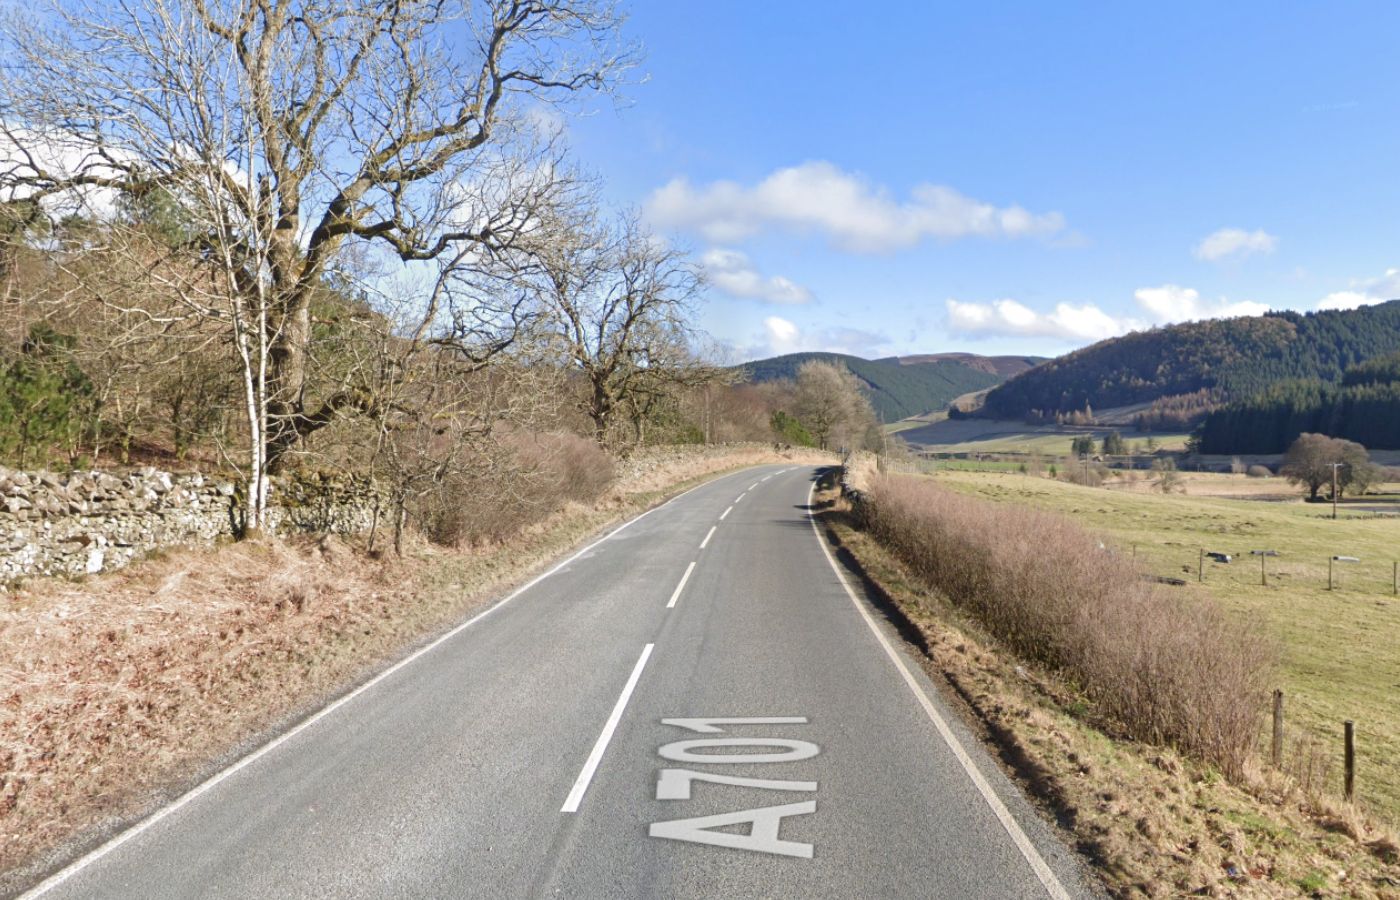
left=417, top=431, right=616, bottom=547
left=861, top=473, right=1273, bottom=777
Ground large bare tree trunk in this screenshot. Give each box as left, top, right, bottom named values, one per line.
left=266, top=300, right=310, bottom=472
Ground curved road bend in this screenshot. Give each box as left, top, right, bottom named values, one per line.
left=24, top=465, right=1099, bottom=899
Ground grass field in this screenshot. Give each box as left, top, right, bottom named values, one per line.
left=894, top=415, right=1192, bottom=456
left=923, top=469, right=1400, bottom=826
left=882, top=418, right=935, bottom=435
left=918, top=458, right=1026, bottom=473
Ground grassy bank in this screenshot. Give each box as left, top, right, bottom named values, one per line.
left=0, top=444, right=828, bottom=887
left=926, top=469, right=1400, bottom=829
left=859, top=472, right=1272, bottom=776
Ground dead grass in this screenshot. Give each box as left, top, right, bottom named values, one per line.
left=0, top=442, right=828, bottom=886
left=861, top=472, right=1274, bottom=777
left=0, top=535, right=420, bottom=873
left=820, top=499, right=1400, bottom=898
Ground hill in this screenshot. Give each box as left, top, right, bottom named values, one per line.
left=1198, top=351, right=1400, bottom=452
left=885, top=352, right=1042, bottom=378
left=979, top=301, right=1400, bottom=426
left=738, top=352, right=1019, bottom=421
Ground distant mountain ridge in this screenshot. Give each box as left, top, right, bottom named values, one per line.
left=884, top=353, right=1042, bottom=378
left=738, top=352, right=1042, bottom=421
left=978, top=301, right=1400, bottom=426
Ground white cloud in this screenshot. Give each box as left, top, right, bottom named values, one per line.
left=763, top=316, right=801, bottom=354
left=1133, top=284, right=1270, bottom=321
left=523, top=105, right=567, bottom=139
left=746, top=315, right=889, bottom=359
left=945, top=284, right=1271, bottom=343
left=1317, top=291, right=1375, bottom=311
left=946, top=298, right=1127, bottom=342
left=1193, top=227, right=1278, bottom=262
left=0, top=127, right=135, bottom=220
left=1317, top=267, right=1400, bottom=310
left=701, top=248, right=812, bottom=305
left=646, top=161, right=1066, bottom=253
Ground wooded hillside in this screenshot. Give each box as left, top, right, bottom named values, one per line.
left=739, top=352, right=1010, bottom=421
left=1198, top=352, right=1400, bottom=452
left=979, top=302, right=1400, bottom=425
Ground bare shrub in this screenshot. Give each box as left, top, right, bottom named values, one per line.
left=1152, top=457, right=1184, bottom=493
left=861, top=473, right=1274, bottom=776
left=416, top=431, right=616, bottom=547
left=1286, top=734, right=1334, bottom=804
left=1062, top=461, right=1108, bottom=487
left=1246, top=465, right=1272, bottom=478
left=526, top=431, right=617, bottom=505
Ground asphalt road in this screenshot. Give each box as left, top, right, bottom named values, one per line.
left=24, top=465, right=1099, bottom=899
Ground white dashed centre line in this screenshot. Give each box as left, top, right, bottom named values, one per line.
left=667, top=562, right=696, bottom=609
left=561, top=644, right=655, bottom=813
left=700, top=526, right=717, bottom=550
left=748, top=482, right=759, bottom=490
left=735, top=493, right=746, bottom=504
left=719, top=506, right=733, bottom=521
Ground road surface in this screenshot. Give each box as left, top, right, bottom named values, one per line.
left=23, top=465, right=1098, bottom=899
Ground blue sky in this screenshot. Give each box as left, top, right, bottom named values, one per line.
left=562, top=2, right=1400, bottom=362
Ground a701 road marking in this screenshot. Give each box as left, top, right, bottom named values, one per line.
left=648, top=716, right=819, bottom=858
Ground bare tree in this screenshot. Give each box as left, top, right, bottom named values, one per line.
left=0, top=0, right=631, bottom=528
left=530, top=212, right=705, bottom=448
left=313, top=241, right=566, bottom=554
left=793, top=360, right=875, bottom=452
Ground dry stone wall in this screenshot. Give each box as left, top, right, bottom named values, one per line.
left=0, top=466, right=382, bottom=583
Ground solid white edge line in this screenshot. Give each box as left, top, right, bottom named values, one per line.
left=19, top=470, right=743, bottom=899
left=561, top=643, right=655, bottom=812
left=699, top=525, right=717, bottom=550
left=805, top=481, right=1071, bottom=900
left=719, top=506, right=732, bottom=521
left=666, top=561, right=697, bottom=609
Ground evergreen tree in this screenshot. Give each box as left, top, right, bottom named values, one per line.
left=982, top=301, right=1400, bottom=423
left=769, top=410, right=814, bottom=447
left=0, top=325, right=95, bottom=466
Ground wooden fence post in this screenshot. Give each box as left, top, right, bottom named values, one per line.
left=1198, top=548, right=1204, bottom=583
left=1344, top=720, right=1355, bottom=802
left=1271, top=690, right=1284, bottom=768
